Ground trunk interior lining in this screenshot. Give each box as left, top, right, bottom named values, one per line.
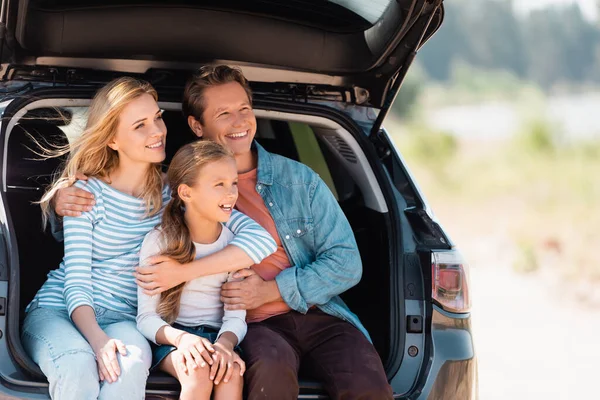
left=4, top=104, right=393, bottom=394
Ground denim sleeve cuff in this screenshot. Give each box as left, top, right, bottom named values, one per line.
left=49, top=210, right=64, bottom=242
left=275, top=267, right=309, bottom=314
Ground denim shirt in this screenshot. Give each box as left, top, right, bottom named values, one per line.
left=253, top=142, right=370, bottom=341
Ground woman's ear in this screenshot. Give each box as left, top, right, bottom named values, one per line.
left=188, top=116, right=203, bottom=138
left=177, top=184, right=192, bottom=202
left=107, top=139, right=118, bottom=151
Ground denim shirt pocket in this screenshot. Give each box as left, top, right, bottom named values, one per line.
left=287, top=218, right=314, bottom=238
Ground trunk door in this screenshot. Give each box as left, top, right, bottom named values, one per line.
left=0, top=0, right=443, bottom=135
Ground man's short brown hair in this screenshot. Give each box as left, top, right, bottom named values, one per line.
left=183, top=65, right=253, bottom=124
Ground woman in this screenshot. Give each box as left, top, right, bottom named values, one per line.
left=22, top=77, right=276, bottom=400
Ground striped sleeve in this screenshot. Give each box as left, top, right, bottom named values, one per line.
left=62, top=180, right=99, bottom=317
left=224, top=210, right=277, bottom=264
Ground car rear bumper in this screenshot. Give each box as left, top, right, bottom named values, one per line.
left=417, top=306, right=478, bottom=400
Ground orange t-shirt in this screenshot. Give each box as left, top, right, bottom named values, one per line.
left=236, top=168, right=292, bottom=323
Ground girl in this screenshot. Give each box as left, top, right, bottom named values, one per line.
left=22, top=77, right=276, bottom=400
left=138, top=140, right=250, bottom=400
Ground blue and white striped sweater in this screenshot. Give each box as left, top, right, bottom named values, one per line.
left=28, top=177, right=277, bottom=317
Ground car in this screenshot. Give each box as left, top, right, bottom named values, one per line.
left=0, top=0, right=477, bottom=398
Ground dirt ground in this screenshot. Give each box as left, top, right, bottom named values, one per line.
left=436, top=206, right=600, bottom=399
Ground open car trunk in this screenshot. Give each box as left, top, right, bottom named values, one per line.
left=0, top=0, right=446, bottom=396
left=0, top=87, right=399, bottom=398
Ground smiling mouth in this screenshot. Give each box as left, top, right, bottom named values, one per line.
left=146, top=140, right=164, bottom=149
left=225, top=131, right=248, bottom=139
left=219, top=204, right=234, bottom=212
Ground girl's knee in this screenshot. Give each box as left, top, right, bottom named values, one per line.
left=222, top=364, right=243, bottom=386
left=180, top=366, right=213, bottom=393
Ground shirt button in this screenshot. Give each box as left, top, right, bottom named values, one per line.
left=269, top=202, right=273, bottom=207
left=296, top=229, right=301, bottom=234
left=285, top=235, right=290, bottom=240
left=257, top=185, right=262, bottom=190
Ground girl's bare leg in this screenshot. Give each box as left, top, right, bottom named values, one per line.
left=213, top=364, right=243, bottom=400
left=159, top=352, right=213, bottom=400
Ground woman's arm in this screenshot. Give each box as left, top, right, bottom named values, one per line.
left=135, top=210, right=277, bottom=296
left=224, top=210, right=277, bottom=264
left=61, top=182, right=127, bottom=383
left=61, top=181, right=98, bottom=317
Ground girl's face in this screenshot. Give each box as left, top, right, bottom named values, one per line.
left=108, top=93, right=167, bottom=165
left=180, top=157, right=239, bottom=223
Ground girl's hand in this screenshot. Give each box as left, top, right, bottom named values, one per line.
left=210, top=340, right=246, bottom=385
left=175, top=333, right=215, bottom=373
left=90, top=335, right=127, bottom=383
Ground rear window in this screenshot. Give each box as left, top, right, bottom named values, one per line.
left=31, top=0, right=392, bottom=32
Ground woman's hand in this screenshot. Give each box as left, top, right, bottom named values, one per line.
left=90, top=334, right=127, bottom=383
left=210, top=338, right=246, bottom=385
left=134, top=255, right=189, bottom=296
left=174, top=333, right=215, bottom=374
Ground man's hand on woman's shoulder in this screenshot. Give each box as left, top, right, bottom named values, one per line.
left=53, top=172, right=95, bottom=217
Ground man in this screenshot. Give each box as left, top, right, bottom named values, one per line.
left=54, top=65, right=392, bottom=399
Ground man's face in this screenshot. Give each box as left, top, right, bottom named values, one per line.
left=192, top=81, right=257, bottom=157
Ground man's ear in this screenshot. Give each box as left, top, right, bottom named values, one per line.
left=188, top=116, right=203, bottom=138
left=178, top=184, right=192, bottom=202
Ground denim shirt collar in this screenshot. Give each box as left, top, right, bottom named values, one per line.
left=253, top=141, right=274, bottom=186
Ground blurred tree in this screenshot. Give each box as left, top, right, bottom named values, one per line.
left=417, top=0, right=600, bottom=89
left=391, top=62, right=426, bottom=118
left=524, top=5, right=597, bottom=87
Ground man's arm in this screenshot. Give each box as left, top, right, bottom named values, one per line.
left=275, top=177, right=362, bottom=313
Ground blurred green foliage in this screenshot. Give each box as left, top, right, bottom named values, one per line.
left=401, top=124, right=457, bottom=165
left=419, top=0, right=600, bottom=90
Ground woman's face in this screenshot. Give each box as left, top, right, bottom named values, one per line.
left=180, top=157, right=239, bottom=223
left=109, top=93, right=167, bottom=165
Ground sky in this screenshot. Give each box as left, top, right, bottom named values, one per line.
left=514, top=0, right=598, bottom=20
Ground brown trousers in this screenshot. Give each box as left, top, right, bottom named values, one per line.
left=240, top=309, right=393, bottom=400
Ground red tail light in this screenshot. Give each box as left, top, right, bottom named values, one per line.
left=432, top=250, right=471, bottom=313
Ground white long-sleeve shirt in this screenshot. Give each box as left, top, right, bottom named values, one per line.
left=136, top=226, right=247, bottom=345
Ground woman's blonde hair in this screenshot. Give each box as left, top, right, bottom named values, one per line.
left=157, top=140, right=234, bottom=324
left=39, top=77, right=164, bottom=226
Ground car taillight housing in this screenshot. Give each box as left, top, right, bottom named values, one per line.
left=432, top=250, right=471, bottom=313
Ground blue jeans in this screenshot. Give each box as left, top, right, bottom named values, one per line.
left=21, top=302, right=152, bottom=400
